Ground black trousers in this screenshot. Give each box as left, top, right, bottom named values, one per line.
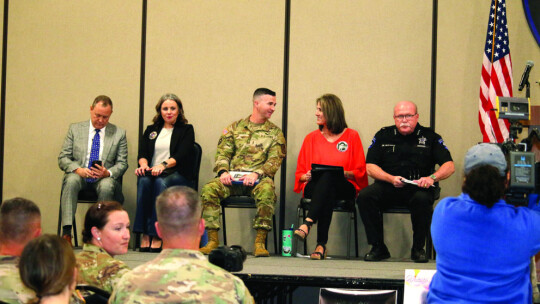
left=304, top=171, right=356, bottom=245
left=356, top=181, right=436, bottom=250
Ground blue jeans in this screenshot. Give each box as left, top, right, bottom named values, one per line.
left=133, top=171, right=190, bottom=237
left=200, top=229, right=208, bottom=247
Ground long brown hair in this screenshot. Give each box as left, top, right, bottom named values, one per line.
left=152, top=93, right=188, bottom=126
left=316, top=94, right=348, bottom=134
left=19, top=234, right=76, bottom=301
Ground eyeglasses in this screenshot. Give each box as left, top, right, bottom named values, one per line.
left=394, top=114, right=417, bottom=120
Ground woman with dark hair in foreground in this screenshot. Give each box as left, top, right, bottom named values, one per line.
left=428, top=143, right=540, bottom=303
left=19, top=234, right=77, bottom=304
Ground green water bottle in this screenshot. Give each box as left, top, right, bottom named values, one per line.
left=282, top=229, right=293, bottom=256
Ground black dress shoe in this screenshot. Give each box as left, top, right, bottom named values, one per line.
left=150, top=247, right=162, bottom=253
left=139, top=247, right=150, bottom=252
left=364, top=243, right=390, bottom=261
left=411, top=248, right=428, bottom=263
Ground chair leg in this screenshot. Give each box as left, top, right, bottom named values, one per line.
left=57, top=205, right=62, bottom=237
left=272, top=214, right=278, bottom=255
left=302, top=208, right=307, bottom=255
left=221, top=206, right=227, bottom=246
left=346, top=212, right=352, bottom=260
left=73, top=214, right=78, bottom=247
left=133, top=232, right=140, bottom=251
left=427, top=213, right=433, bottom=259
left=295, top=207, right=300, bottom=256
left=353, top=207, right=359, bottom=258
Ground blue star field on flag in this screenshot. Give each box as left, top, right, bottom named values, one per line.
left=484, top=0, right=510, bottom=61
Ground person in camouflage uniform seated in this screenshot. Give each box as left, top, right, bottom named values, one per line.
left=0, top=197, right=41, bottom=304
left=75, top=201, right=130, bottom=293
left=199, top=88, right=286, bottom=257
left=110, top=186, right=254, bottom=303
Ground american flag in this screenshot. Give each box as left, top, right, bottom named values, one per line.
left=479, top=0, right=513, bottom=143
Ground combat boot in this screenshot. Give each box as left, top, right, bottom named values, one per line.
left=254, top=229, right=270, bottom=257
left=200, top=229, right=219, bottom=255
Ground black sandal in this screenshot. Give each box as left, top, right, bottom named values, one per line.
left=294, top=220, right=313, bottom=240
left=310, top=244, right=327, bottom=260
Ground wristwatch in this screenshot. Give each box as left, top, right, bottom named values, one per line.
left=161, top=161, right=168, bottom=168
left=429, top=174, right=437, bottom=182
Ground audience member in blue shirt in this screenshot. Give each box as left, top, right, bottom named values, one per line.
left=428, top=144, right=540, bottom=303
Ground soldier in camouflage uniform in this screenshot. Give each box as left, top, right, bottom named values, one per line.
left=76, top=201, right=131, bottom=293
left=199, top=88, right=286, bottom=257
left=0, top=256, right=34, bottom=304
left=0, top=198, right=41, bottom=304
left=110, top=186, right=254, bottom=303
left=75, top=243, right=130, bottom=293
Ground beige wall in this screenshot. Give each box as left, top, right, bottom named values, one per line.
left=3, top=1, right=142, bottom=236
left=143, top=1, right=285, bottom=252
left=0, top=0, right=3, bottom=117
left=2, top=1, right=540, bottom=257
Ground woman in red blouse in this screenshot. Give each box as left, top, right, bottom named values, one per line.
left=294, top=94, right=368, bottom=259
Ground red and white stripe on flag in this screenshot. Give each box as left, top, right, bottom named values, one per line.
left=479, top=0, right=513, bottom=143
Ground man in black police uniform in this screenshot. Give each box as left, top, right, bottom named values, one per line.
left=357, top=101, right=454, bottom=263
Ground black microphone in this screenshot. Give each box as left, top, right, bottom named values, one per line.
left=518, top=60, right=534, bottom=91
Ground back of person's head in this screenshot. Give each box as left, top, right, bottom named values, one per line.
left=81, top=201, right=125, bottom=244
left=316, top=93, right=348, bottom=134
left=253, top=88, right=276, bottom=101
left=462, top=143, right=508, bottom=208
left=156, top=186, right=201, bottom=237
left=0, top=197, right=41, bottom=244
left=19, top=234, right=76, bottom=301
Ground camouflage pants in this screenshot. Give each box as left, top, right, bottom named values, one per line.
left=201, top=177, right=276, bottom=231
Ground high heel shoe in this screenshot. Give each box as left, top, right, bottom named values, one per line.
left=310, top=244, right=327, bottom=260
left=139, top=235, right=151, bottom=252
left=150, top=237, right=162, bottom=253
left=294, top=220, right=313, bottom=240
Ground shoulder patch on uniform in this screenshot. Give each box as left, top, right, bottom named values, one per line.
left=369, top=137, right=376, bottom=149
left=223, top=128, right=228, bottom=135
left=438, top=138, right=448, bottom=150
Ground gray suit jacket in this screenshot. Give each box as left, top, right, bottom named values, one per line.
left=58, top=121, right=128, bottom=179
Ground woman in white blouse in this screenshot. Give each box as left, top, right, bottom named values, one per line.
left=133, top=93, right=195, bottom=252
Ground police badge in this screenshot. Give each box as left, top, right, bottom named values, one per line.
left=149, top=131, right=158, bottom=140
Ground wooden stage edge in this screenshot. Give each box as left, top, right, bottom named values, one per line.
left=106, top=250, right=436, bottom=303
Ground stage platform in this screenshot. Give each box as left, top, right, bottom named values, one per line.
left=109, top=250, right=436, bottom=303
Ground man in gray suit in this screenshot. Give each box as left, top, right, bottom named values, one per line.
left=58, top=95, right=128, bottom=244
